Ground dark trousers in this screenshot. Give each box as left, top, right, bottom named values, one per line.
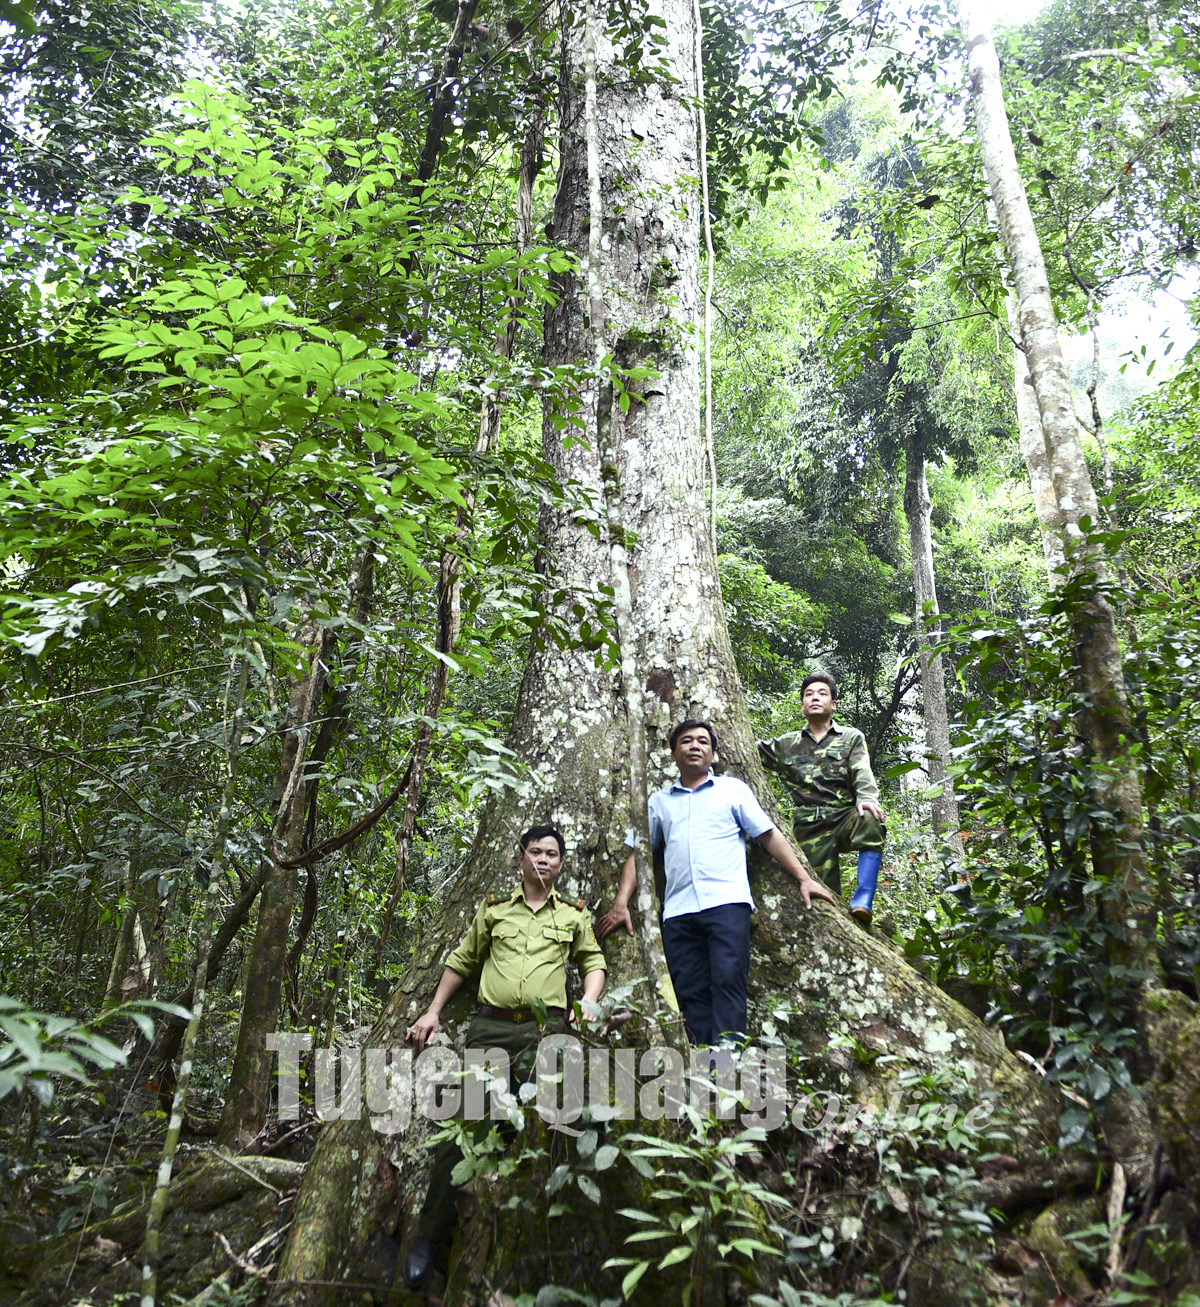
left=417, top=1013, right=562, bottom=1244
left=662, top=903, right=752, bottom=1046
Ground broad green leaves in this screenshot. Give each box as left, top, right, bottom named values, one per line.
left=0, top=996, right=190, bottom=1104
left=0, top=81, right=576, bottom=663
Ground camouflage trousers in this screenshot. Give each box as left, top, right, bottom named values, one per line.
left=793, top=806, right=886, bottom=896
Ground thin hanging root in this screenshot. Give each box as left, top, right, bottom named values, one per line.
left=693, top=0, right=718, bottom=559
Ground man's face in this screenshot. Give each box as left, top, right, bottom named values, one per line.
left=802, top=682, right=835, bottom=719
left=519, top=835, right=564, bottom=886
left=672, top=726, right=715, bottom=772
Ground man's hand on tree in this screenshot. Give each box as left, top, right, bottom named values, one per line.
left=406, top=1011, right=440, bottom=1050
left=597, top=901, right=633, bottom=940
left=798, top=876, right=836, bottom=909
left=857, top=800, right=884, bottom=821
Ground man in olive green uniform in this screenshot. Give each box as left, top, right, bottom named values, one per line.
left=759, top=672, right=885, bottom=926
left=401, top=825, right=606, bottom=1288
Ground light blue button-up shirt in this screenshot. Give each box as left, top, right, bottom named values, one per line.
left=630, top=772, right=774, bottom=921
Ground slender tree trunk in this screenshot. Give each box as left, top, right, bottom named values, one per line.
left=271, top=5, right=1061, bottom=1302
left=1005, top=293, right=1066, bottom=579
left=142, top=649, right=250, bottom=1307
left=149, top=858, right=270, bottom=1095
left=963, top=2, right=1148, bottom=965
left=376, top=110, right=546, bottom=962
left=415, top=0, right=481, bottom=185
left=903, top=434, right=962, bottom=846
left=102, top=856, right=138, bottom=1009
left=217, top=622, right=333, bottom=1151
left=217, top=550, right=375, bottom=1149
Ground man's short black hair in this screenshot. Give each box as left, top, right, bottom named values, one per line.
left=519, top=825, right=566, bottom=858
left=801, top=672, right=837, bottom=700
left=669, top=719, right=719, bottom=753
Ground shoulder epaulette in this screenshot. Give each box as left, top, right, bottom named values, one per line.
left=486, top=892, right=500, bottom=906
left=560, top=893, right=587, bottom=912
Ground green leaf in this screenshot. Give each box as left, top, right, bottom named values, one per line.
left=727, top=1238, right=778, bottom=1257
left=620, top=1261, right=650, bottom=1299
left=594, top=1144, right=620, bottom=1171
left=0, top=1015, right=43, bottom=1062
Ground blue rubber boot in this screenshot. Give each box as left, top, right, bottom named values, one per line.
left=850, top=851, right=881, bottom=925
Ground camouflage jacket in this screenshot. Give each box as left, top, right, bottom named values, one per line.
left=758, top=722, right=880, bottom=818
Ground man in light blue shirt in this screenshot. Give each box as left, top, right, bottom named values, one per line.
left=599, top=720, right=834, bottom=1044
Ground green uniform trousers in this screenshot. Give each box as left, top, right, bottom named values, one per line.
left=794, top=807, right=886, bottom=895
left=417, top=1012, right=565, bottom=1242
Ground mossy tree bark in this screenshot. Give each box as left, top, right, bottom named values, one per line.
left=269, top=5, right=1062, bottom=1303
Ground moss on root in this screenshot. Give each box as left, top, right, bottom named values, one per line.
left=1144, top=986, right=1200, bottom=1202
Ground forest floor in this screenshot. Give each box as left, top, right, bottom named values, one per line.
left=0, top=1073, right=316, bottom=1307
left=3, top=992, right=1195, bottom=1307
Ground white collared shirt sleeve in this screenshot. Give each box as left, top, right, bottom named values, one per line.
left=727, top=779, right=773, bottom=840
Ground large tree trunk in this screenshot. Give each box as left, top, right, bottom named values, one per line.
left=903, top=434, right=962, bottom=847
left=962, top=2, right=1148, bottom=968
left=269, top=6, right=1062, bottom=1303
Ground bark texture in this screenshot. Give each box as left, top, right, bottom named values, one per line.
left=217, top=623, right=334, bottom=1150
left=903, top=437, right=962, bottom=846
left=269, top=7, right=1061, bottom=1303
left=963, top=2, right=1147, bottom=965
left=101, top=855, right=139, bottom=1008
left=1006, top=294, right=1066, bottom=579
left=583, top=0, right=675, bottom=1024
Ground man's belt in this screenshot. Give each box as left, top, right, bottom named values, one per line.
left=477, top=1004, right=566, bottom=1024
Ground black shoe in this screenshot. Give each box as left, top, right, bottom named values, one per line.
left=403, top=1235, right=435, bottom=1288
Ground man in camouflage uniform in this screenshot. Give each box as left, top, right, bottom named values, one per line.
left=402, top=825, right=606, bottom=1288
left=758, top=672, right=885, bottom=926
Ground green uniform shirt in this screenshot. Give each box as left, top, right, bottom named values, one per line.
left=444, top=885, right=607, bottom=1011
left=758, top=721, right=880, bottom=817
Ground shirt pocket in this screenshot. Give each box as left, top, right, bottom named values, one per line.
left=543, top=923, right=575, bottom=946
left=489, top=922, right=522, bottom=957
